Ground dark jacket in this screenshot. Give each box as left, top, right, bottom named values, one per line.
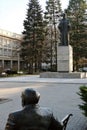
left=5, top=105, right=63, bottom=130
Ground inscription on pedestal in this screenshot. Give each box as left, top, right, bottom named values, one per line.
left=57, top=45, right=73, bottom=72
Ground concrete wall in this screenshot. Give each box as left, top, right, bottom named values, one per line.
left=40, top=72, right=87, bottom=79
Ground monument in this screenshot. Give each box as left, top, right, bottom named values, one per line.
left=40, top=13, right=87, bottom=78
left=58, top=13, right=70, bottom=46
left=57, top=13, right=73, bottom=73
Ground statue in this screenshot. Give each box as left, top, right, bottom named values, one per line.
left=5, top=88, right=63, bottom=130
left=58, top=13, right=70, bottom=46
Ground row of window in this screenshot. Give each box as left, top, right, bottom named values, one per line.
left=0, top=37, right=19, bottom=48
left=0, top=48, right=18, bottom=56
left=0, top=29, right=22, bottom=60
left=0, top=29, right=21, bottom=40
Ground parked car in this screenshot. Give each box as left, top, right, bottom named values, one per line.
left=0, top=72, right=7, bottom=77
left=4, top=69, right=17, bottom=75
left=82, top=67, right=87, bottom=72
left=79, top=67, right=87, bottom=72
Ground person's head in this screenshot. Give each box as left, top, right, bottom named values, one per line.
left=21, top=88, right=40, bottom=107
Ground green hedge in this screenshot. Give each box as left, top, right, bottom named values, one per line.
left=78, top=85, right=87, bottom=117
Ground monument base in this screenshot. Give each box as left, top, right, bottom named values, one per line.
left=40, top=72, right=87, bottom=79
left=57, top=45, right=73, bottom=72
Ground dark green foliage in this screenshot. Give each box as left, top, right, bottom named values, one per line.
left=78, top=85, right=87, bottom=117
left=67, top=0, right=87, bottom=71
left=21, top=0, right=45, bottom=73
left=44, top=0, right=62, bottom=71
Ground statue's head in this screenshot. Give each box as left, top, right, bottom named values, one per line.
left=21, top=88, right=40, bottom=107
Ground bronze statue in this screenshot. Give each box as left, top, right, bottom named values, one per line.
left=5, top=88, right=63, bottom=130
left=58, top=13, right=70, bottom=46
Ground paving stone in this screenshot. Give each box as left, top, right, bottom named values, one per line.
left=0, top=76, right=87, bottom=130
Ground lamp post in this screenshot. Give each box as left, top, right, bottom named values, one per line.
left=17, top=48, right=20, bottom=72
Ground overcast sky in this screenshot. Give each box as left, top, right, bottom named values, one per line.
left=0, top=0, right=69, bottom=34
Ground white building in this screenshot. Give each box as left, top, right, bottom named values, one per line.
left=0, top=29, right=22, bottom=72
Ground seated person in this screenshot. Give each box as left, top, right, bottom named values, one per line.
left=5, top=88, right=63, bottom=130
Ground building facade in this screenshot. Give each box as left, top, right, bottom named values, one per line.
left=0, top=29, right=22, bottom=72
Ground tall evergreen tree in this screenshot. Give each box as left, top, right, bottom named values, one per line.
left=21, top=0, right=45, bottom=73
left=67, top=0, right=87, bottom=71
left=44, top=0, right=62, bottom=71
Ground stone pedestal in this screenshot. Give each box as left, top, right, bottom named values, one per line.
left=40, top=45, right=87, bottom=78
left=57, top=45, right=73, bottom=72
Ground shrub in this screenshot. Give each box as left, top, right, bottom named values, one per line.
left=78, top=85, right=87, bottom=117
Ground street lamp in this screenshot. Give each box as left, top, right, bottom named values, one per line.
left=17, top=48, right=20, bottom=72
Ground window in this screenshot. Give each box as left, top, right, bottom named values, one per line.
left=0, top=48, right=3, bottom=55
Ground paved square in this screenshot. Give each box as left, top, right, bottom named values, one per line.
left=0, top=75, right=87, bottom=130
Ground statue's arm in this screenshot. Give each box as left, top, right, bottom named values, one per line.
left=58, top=22, right=62, bottom=31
